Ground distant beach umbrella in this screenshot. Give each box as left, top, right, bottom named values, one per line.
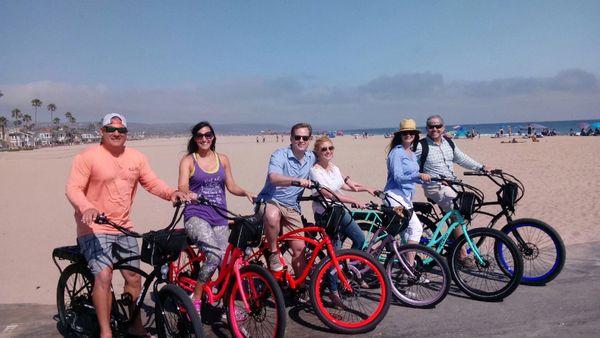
left=591, top=122, right=600, bottom=128
left=452, top=125, right=463, bottom=130
left=578, top=122, right=590, bottom=129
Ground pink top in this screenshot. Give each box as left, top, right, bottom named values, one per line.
left=66, top=145, right=175, bottom=237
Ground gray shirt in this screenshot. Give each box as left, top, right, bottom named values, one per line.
left=414, top=136, right=483, bottom=182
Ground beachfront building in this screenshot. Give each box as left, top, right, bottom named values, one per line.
left=81, top=132, right=101, bottom=143
left=35, top=129, right=54, bottom=146
left=8, top=129, right=35, bottom=149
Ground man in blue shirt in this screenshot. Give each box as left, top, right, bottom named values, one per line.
left=257, top=123, right=316, bottom=273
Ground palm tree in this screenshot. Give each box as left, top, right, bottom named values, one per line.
left=52, top=117, right=60, bottom=128
left=31, top=99, right=42, bottom=123
left=11, top=108, right=22, bottom=127
left=23, top=114, right=32, bottom=130
left=47, top=103, right=57, bottom=123
left=0, top=116, right=7, bottom=142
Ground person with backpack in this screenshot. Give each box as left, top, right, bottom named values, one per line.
left=414, top=115, right=491, bottom=267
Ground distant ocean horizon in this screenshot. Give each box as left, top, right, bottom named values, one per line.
left=344, top=119, right=600, bottom=136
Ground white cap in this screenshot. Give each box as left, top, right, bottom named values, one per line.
left=102, top=113, right=127, bottom=127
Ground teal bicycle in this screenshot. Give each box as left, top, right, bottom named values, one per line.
left=349, top=197, right=451, bottom=308
left=416, top=178, right=524, bottom=301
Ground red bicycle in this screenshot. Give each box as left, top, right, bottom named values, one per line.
left=247, top=181, right=391, bottom=334
left=168, top=197, right=286, bottom=338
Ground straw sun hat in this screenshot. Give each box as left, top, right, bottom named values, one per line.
left=398, top=118, right=420, bottom=133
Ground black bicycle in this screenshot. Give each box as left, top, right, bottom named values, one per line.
left=53, top=204, right=203, bottom=337
left=415, top=169, right=565, bottom=285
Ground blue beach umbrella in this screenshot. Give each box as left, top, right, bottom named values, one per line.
left=591, top=122, right=600, bottom=128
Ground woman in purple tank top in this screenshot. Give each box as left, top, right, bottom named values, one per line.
left=178, top=121, right=255, bottom=313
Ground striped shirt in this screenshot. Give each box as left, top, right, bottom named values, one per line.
left=414, top=136, right=483, bottom=182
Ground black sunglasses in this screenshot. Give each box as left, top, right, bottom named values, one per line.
left=293, top=135, right=311, bottom=141
left=320, top=146, right=335, bottom=152
left=400, top=132, right=417, bottom=136
left=103, top=126, right=128, bottom=134
left=427, top=124, right=444, bottom=129
left=194, top=132, right=214, bottom=140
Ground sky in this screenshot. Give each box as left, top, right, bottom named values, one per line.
left=1, top=0, right=599, bottom=128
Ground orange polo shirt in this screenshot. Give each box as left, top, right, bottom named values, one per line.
left=66, top=144, right=175, bottom=237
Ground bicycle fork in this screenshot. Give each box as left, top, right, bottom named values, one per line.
left=233, top=258, right=252, bottom=312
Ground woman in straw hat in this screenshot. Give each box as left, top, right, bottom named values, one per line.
left=383, top=119, right=431, bottom=256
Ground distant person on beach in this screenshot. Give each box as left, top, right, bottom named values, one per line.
left=414, top=114, right=492, bottom=267
left=257, top=123, right=316, bottom=275
left=384, top=119, right=431, bottom=266
left=177, top=121, right=255, bottom=314
left=310, top=135, right=376, bottom=306
left=66, top=113, right=189, bottom=338
left=501, top=138, right=525, bottom=144
left=508, top=125, right=512, bottom=137
left=499, top=127, right=504, bottom=137
left=256, top=136, right=260, bottom=143
left=262, top=135, right=266, bottom=143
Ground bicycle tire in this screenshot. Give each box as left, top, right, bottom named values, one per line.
left=155, top=284, right=204, bottom=338
left=309, top=249, right=391, bottom=334
left=385, top=243, right=450, bottom=308
left=500, top=218, right=565, bottom=285
left=226, top=264, right=286, bottom=338
left=56, top=263, right=97, bottom=336
left=448, top=228, right=523, bottom=301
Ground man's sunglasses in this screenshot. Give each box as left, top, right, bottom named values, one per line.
left=194, top=132, right=214, bottom=140
left=320, top=146, right=335, bottom=152
left=427, top=124, right=444, bottom=130
left=293, top=135, right=311, bottom=141
left=103, top=126, right=128, bottom=133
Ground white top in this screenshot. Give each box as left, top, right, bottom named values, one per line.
left=309, top=163, right=345, bottom=214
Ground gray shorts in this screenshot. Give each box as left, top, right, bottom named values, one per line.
left=77, top=233, right=140, bottom=275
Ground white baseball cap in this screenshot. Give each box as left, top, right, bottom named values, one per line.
left=102, top=113, right=127, bottom=127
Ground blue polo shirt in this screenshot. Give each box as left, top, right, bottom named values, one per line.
left=257, top=147, right=316, bottom=211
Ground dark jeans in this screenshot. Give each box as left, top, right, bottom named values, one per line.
left=315, top=209, right=365, bottom=291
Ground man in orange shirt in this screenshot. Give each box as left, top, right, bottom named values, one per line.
left=66, top=113, right=187, bottom=337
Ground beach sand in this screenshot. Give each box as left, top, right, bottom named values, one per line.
left=0, top=135, right=598, bottom=304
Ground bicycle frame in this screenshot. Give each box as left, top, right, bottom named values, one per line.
left=248, top=226, right=353, bottom=292
left=422, top=209, right=486, bottom=265
left=169, top=243, right=254, bottom=312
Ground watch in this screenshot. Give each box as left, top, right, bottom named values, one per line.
left=344, top=176, right=350, bottom=183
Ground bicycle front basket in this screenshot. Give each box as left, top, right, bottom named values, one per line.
left=319, top=204, right=347, bottom=237
left=500, top=182, right=519, bottom=212
left=140, top=229, right=188, bottom=266
left=454, top=192, right=481, bottom=220
left=229, top=214, right=264, bottom=250
left=381, top=205, right=411, bottom=236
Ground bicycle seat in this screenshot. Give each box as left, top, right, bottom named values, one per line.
left=413, top=202, right=434, bottom=214
left=53, top=245, right=85, bottom=263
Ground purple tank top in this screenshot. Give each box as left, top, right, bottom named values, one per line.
left=183, top=154, right=228, bottom=226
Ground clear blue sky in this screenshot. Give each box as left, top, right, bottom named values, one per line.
left=1, top=0, right=599, bottom=126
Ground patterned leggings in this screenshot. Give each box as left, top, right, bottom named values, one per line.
left=184, top=217, right=229, bottom=283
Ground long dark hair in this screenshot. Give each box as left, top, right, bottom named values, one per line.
left=386, top=131, right=420, bottom=155
left=187, top=121, right=217, bottom=154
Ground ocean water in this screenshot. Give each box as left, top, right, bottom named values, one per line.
left=345, top=119, right=600, bottom=136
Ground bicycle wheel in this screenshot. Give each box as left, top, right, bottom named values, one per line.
left=309, top=249, right=391, bottom=334
left=226, top=264, right=286, bottom=338
left=155, top=284, right=204, bottom=338
left=56, top=263, right=98, bottom=335
left=385, top=243, right=450, bottom=308
left=500, top=218, right=565, bottom=285
left=448, top=228, right=523, bottom=301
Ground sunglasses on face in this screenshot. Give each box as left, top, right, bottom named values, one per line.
left=427, top=124, right=444, bottom=130
left=400, top=132, right=416, bottom=137
left=103, top=126, right=128, bottom=134
left=320, top=146, right=335, bottom=152
left=194, top=132, right=214, bottom=140
left=293, top=135, right=311, bottom=141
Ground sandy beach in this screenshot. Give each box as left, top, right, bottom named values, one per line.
left=0, top=134, right=599, bottom=305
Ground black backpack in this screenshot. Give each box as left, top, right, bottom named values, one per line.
left=413, top=136, right=455, bottom=173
